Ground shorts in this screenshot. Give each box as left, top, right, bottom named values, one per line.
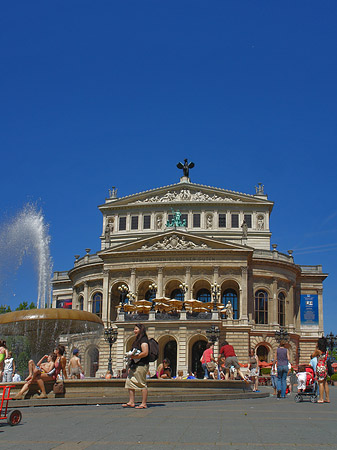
left=70, top=367, right=81, bottom=376
left=225, top=356, right=240, bottom=369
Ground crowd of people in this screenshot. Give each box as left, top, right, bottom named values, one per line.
left=0, top=322, right=333, bottom=406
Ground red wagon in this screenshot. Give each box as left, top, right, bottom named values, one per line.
left=0, top=386, right=22, bottom=426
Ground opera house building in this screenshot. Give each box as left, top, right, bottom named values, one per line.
left=52, top=166, right=327, bottom=377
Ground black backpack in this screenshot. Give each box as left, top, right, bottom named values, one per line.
left=327, top=358, right=334, bottom=377
left=148, top=338, right=159, bottom=362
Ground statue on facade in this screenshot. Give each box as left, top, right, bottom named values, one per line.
left=156, top=215, right=163, bottom=229
left=177, top=159, right=195, bottom=178
left=257, top=215, right=264, bottom=230
left=206, top=214, right=213, bottom=229
left=104, top=218, right=114, bottom=241
left=166, top=209, right=186, bottom=228
left=241, top=220, right=248, bottom=238
left=225, top=301, right=233, bottom=319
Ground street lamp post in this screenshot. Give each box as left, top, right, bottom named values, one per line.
left=126, top=292, right=136, bottom=304
left=118, top=284, right=129, bottom=312
left=179, top=282, right=188, bottom=310
left=206, top=325, right=220, bottom=345
left=104, top=326, right=118, bottom=374
left=211, top=282, right=220, bottom=311
left=325, top=332, right=337, bottom=358
left=148, top=283, right=157, bottom=310
left=275, top=327, right=289, bottom=343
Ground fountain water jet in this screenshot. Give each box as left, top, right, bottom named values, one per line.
left=0, top=204, right=52, bottom=308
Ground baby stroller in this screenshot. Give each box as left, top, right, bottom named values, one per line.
left=294, top=366, right=318, bottom=403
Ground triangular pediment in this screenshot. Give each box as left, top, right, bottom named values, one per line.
left=99, top=181, right=273, bottom=211
left=98, top=230, right=253, bottom=255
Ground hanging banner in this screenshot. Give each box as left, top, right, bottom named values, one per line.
left=300, top=294, right=319, bottom=325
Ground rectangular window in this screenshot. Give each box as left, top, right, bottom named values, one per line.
left=218, top=214, right=226, bottom=228
left=244, top=214, right=252, bottom=228
left=181, top=214, right=188, bottom=227
left=131, top=216, right=139, bottom=230
left=119, top=216, right=126, bottom=231
left=231, top=214, right=239, bottom=228
left=143, top=215, right=151, bottom=229
left=193, top=214, right=200, bottom=227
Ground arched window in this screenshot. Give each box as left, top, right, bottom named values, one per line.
left=222, top=289, right=239, bottom=319
left=78, top=296, right=84, bottom=311
left=255, top=290, right=268, bottom=324
left=92, top=292, right=102, bottom=318
left=170, top=289, right=183, bottom=301
left=196, top=289, right=211, bottom=303
left=278, top=292, right=286, bottom=326
left=145, top=290, right=156, bottom=301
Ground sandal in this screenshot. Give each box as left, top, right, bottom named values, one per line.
left=122, top=403, right=135, bottom=408
left=135, top=405, right=147, bottom=409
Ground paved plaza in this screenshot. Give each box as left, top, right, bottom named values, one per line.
left=1, top=387, right=336, bottom=450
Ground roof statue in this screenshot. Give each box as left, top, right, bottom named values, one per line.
left=177, top=159, right=195, bottom=178
left=166, top=209, right=186, bottom=228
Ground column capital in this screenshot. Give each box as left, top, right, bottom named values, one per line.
left=241, top=266, right=248, bottom=275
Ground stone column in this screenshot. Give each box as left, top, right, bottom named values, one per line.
left=213, top=266, right=219, bottom=283
left=72, top=289, right=77, bottom=309
left=102, top=270, right=109, bottom=325
left=130, top=268, right=136, bottom=296
left=287, top=283, right=295, bottom=329
left=318, top=288, right=324, bottom=333
left=177, top=326, right=188, bottom=374
left=157, top=267, right=163, bottom=297
left=240, top=266, right=248, bottom=321
left=83, top=282, right=89, bottom=312
left=272, top=278, right=278, bottom=325
left=185, top=266, right=191, bottom=299
left=115, top=327, right=126, bottom=371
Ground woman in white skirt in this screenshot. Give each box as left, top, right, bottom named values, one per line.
left=248, top=348, right=260, bottom=392
left=123, top=323, right=150, bottom=409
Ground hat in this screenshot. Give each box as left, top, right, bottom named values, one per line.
left=73, top=349, right=79, bottom=355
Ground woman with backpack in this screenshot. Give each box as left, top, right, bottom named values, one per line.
left=316, top=337, right=330, bottom=403
left=123, top=323, right=150, bottom=409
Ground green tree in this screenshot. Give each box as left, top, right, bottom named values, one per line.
left=0, top=305, right=12, bottom=314
left=15, top=301, right=36, bottom=310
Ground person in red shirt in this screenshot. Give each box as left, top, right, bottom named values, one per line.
left=200, top=343, right=215, bottom=379
left=218, top=341, right=248, bottom=382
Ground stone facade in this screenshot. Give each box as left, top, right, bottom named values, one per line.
left=52, top=176, right=327, bottom=377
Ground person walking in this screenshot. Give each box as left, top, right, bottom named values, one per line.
left=123, top=323, right=150, bottom=409
left=270, top=359, right=278, bottom=396
left=316, top=337, right=330, bottom=403
left=275, top=340, right=290, bottom=399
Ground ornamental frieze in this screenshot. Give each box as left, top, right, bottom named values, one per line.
left=141, top=234, right=210, bottom=250
left=135, top=189, right=242, bottom=203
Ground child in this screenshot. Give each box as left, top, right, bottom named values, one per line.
left=3, top=351, right=15, bottom=383
left=68, top=349, right=84, bottom=379
left=297, top=365, right=308, bottom=392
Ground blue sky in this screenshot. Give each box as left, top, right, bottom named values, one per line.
left=1, top=2, right=337, bottom=333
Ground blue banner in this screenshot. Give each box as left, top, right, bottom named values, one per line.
left=300, top=294, right=319, bottom=325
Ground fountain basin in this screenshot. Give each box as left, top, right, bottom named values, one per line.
left=0, top=309, right=104, bottom=362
